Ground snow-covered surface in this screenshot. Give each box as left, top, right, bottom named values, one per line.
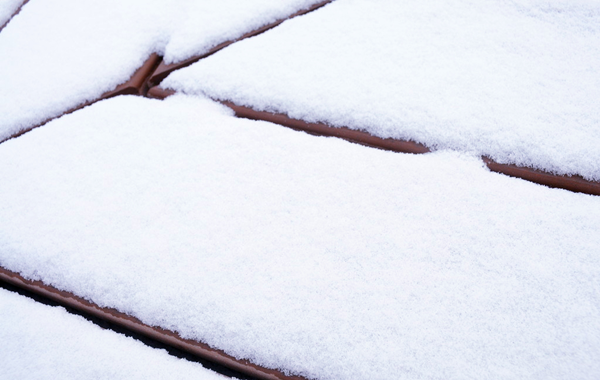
left=0, top=0, right=23, bottom=27
left=0, top=287, right=226, bottom=380
left=165, top=0, right=600, bottom=181
left=163, top=0, right=326, bottom=64
left=0, top=0, right=165, bottom=141
left=0, top=0, right=324, bottom=142
left=1, top=94, right=600, bottom=380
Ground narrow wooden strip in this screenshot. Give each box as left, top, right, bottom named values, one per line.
left=222, top=101, right=430, bottom=154
left=0, top=267, right=306, bottom=380
left=483, top=158, right=600, bottom=196
left=109, top=53, right=162, bottom=97
left=222, top=102, right=600, bottom=195
left=147, top=86, right=176, bottom=100
left=148, top=0, right=334, bottom=87
left=144, top=93, right=600, bottom=196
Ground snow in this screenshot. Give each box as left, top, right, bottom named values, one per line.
left=0, top=287, right=227, bottom=380
left=164, top=0, right=600, bottom=181
left=0, top=0, right=23, bottom=28
left=0, top=0, right=166, bottom=141
left=163, top=0, right=326, bottom=64
left=1, top=94, right=599, bottom=380
left=0, top=0, right=324, bottom=142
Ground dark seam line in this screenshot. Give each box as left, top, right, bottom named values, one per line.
left=0, top=279, right=260, bottom=380
left=0, top=53, right=161, bottom=145
left=0, top=267, right=309, bottom=380
left=147, top=88, right=600, bottom=197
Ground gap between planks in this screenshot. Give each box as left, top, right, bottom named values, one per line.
left=146, top=87, right=600, bottom=197
left=0, top=267, right=308, bottom=380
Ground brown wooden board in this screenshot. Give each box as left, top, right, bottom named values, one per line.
left=222, top=101, right=430, bottom=154
left=0, top=266, right=307, bottom=380
left=146, top=86, right=176, bottom=100
left=109, top=53, right=162, bottom=97
left=483, top=157, right=600, bottom=196
left=147, top=0, right=334, bottom=87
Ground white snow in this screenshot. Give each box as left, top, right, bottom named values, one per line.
left=0, top=0, right=325, bottom=142
left=163, top=0, right=326, bottom=64
left=0, top=287, right=227, bottom=380
left=0, top=0, right=167, bottom=141
left=164, top=0, right=600, bottom=181
left=1, top=94, right=599, bottom=380
left=0, top=0, right=23, bottom=28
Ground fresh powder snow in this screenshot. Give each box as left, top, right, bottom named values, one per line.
left=162, top=0, right=327, bottom=64
left=0, top=0, right=325, bottom=142
left=0, top=94, right=599, bottom=380
left=0, top=287, right=227, bottom=380
left=164, top=0, right=600, bottom=181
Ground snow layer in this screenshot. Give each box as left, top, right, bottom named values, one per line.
left=0, top=0, right=23, bottom=28
left=163, top=0, right=326, bottom=64
left=0, top=288, right=226, bottom=380
left=1, top=94, right=600, bottom=380
left=0, top=0, right=324, bottom=142
left=0, top=0, right=168, bottom=141
left=164, top=0, right=600, bottom=181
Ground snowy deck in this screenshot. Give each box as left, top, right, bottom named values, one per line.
left=1, top=1, right=599, bottom=380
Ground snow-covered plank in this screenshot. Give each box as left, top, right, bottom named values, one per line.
left=1, top=53, right=161, bottom=144
left=0, top=266, right=304, bottom=380
left=161, top=0, right=330, bottom=65
left=164, top=0, right=600, bottom=182
left=148, top=0, right=333, bottom=86
left=148, top=90, right=600, bottom=195
left=0, top=0, right=327, bottom=142
left=1, top=94, right=599, bottom=380
left=0, top=287, right=226, bottom=380
left=222, top=101, right=600, bottom=195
